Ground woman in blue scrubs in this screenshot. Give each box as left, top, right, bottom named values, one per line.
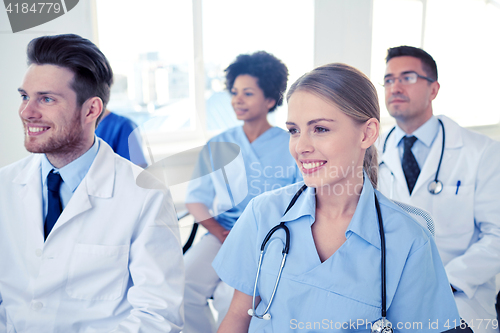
left=213, top=63, right=462, bottom=332
left=184, top=51, right=302, bottom=332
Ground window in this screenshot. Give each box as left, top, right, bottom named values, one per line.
left=96, top=0, right=200, bottom=162
left=201, top=0, right=314, bottom=133
left=97, top=0, right=314, bottom=162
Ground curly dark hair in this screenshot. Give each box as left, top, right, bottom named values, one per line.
left=27, top=34, right=113, bottom=125
left=225, top=51, right=288, bottom=113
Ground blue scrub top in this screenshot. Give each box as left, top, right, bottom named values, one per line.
left=95, top=112, right=147, bottom=167
left=213, top=179, right=461, bottom=332
left=185, top=126, right=301, bottom=230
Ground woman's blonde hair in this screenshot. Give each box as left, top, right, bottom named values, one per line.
left=286, top=63, right=380, bottom=188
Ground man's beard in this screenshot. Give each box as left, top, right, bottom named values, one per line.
left=24, top=111, right=86, bottom=156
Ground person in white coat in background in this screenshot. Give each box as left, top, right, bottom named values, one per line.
left=378, top=45, right=500, bottom=333
left=0, top=34, right=184, bottom=332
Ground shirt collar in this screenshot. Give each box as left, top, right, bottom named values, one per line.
left=346, top=177, right=381, bottom=249
left=394, top=115, right=439, bottom=148
left=279, top=175, right=382, bottom=249
left=280, top=182, right=316, bottom=223
left=41, top=137, right=100, bottom=192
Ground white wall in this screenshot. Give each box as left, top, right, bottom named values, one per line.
left=314, top=0, right=373, bottom=76
left=0, top=1, right=96, bottom=167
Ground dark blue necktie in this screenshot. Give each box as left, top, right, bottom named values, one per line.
left=402, top=136, right=420, bottom=195
left=45, top=170, right=63, bottom=240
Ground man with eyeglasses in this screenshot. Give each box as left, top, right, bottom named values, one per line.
left=377, top=45, right=500, bottom=333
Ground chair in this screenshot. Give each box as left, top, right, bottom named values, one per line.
left=177, top=210, right=199, bottom=254
left=391, top=200, right=435, bottom=236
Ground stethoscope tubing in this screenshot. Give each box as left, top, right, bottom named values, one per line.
left=434, top=119, right=445, bottom=185
left=260, top=223, right=290, bottom=253
left=248, top=185, right=306, bottom=320
left=250, top=250, right=286, bottom=319
left=382, top=119, right=445, bottom=195
left=249, top=185, right=391, bottom=331
left=374, top=194, right=387, bottom=318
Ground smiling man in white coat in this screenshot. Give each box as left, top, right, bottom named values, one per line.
left=0, top=34, right=184, bottom=332
left=377, top=45, right=500, bottom=332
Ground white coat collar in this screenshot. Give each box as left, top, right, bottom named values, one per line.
left=83, top=138, right=115, bottom=198
left=393, top=115, right=439, bottom=148
left=12, top=137, right=116, bottom=197
left=40, top=137, right=100, bottom=193
left=436, top=114, right=463, bottom=149
left=12, top=138, right=116, bottom=242
left=379, top=114, right=464, bottom=195
left=12, top=154, right=43, bottom=185
left=46, top=139, right=115, bottom=241
left=12, top=154, right=45, bottom=240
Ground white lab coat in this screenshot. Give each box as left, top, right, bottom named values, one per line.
left=0, top=139, right=184, bottom=333
left=378, top=115, right=500, bottom=331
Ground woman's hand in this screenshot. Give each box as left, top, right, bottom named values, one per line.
left=185, top=202, right=230, bottom=243
left=215, top=228, right=230, bottom=244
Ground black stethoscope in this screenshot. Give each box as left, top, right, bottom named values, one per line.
left=247, top=185, right=394, bottom=333
left=382, top=119, right=445, bottom=195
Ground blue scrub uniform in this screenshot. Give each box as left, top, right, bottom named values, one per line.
left=213, top=179, right=461, bottom=332
left=185, top=126, right=302, bottom=229
left=96, top=112, right=147, bottom=167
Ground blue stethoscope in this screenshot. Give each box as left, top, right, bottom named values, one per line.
left=382, top=119, right=445, bottom=195
left=247, top=185, right=394, bottom=333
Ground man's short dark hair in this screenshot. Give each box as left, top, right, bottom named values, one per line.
left=225, top=51, right=288, bottom=113
left=386, top=45, right=438, bottom=81
left=27, top=34, right=113, bottom=124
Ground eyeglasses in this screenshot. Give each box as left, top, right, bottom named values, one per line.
left=383, top=71, right=435, bottom=87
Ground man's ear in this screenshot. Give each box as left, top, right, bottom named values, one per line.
left=360, top=118, right=380, bottom=149
left=82, top=97, right=103, bottom=125
left=430, top=81, right=440, bottom=101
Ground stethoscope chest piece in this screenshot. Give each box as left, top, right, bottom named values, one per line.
left=428, top=180, right=443, bottom=195
left=249, top=185, right=391, bottom=326
left=371, top=317, right=393, bottom=333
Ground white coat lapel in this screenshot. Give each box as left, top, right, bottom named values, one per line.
left=50, top=181, right=92, bottom=237
left=380, top=133, right=406, bottom=192
left=412, top=125, right=443, bottom=194
left=412, top=116, right=463, bottom=194
left=14, top=155, right=45, bottom=240
left=48, top=140, right=115, bottom=238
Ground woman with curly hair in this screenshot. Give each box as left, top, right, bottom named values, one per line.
left=183, top=51, right=302, bottom=332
